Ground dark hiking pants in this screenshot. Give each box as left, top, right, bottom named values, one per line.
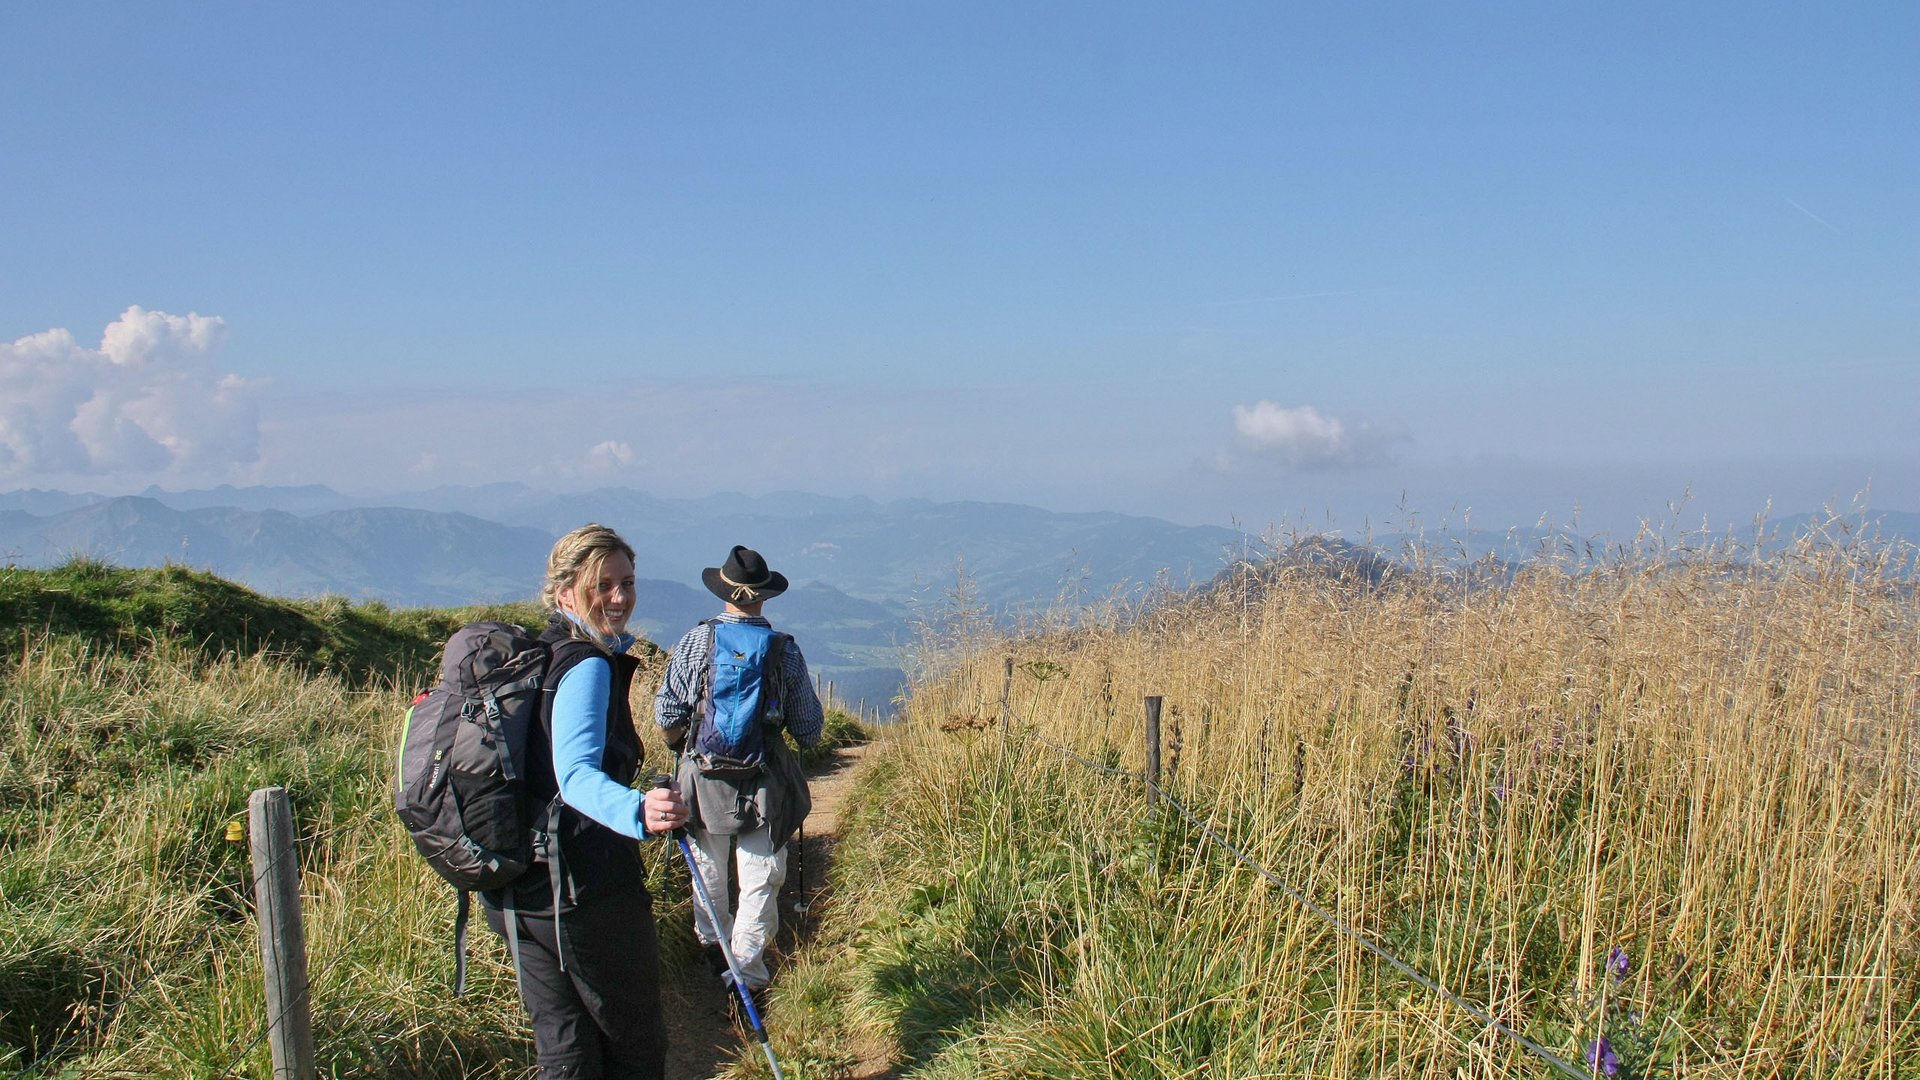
left=485, top=887, right=665, bottom=1080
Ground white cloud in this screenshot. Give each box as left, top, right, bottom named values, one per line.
left=579, top=440, right=638, bottom=473
left=1226, top=400, right=1406, bottom=470
left=0, top=306, right=261, bottom=482
left=1235, top=402, right=1345, bottom=453
left=100, top=307, right=227, bottom=368
left=517, top=439, right=644, bottom=483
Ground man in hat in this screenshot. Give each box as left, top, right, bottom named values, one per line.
left=655, top=545, right=823, bottom=998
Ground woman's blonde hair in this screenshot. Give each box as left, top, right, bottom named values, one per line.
left=542, top=524, right=637, bottom=634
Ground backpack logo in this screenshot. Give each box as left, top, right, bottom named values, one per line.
left=693, top=621, right=788, bottom=777
left=394, top=622, right=549, bottom=893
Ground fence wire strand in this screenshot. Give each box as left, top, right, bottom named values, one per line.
left=1016, top=707, right=1590, bottom=1079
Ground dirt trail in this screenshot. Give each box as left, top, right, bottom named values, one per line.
left=661, top=742, right=888, bottom=1079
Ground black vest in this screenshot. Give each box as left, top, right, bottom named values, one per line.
left=485, top=616, right=648, bottom=914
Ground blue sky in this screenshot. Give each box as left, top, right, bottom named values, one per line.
left=4, top=3, right=1914, bottom=537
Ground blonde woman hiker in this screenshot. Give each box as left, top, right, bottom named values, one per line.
left=482, top=524, right=690, bottom=1079
left=655, top=545, right=822, bottom=1006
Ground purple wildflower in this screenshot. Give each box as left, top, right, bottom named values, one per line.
left=1586, top=1037, right=1620, bottom=1076
left=1607, top=946, right=1630, bottom=980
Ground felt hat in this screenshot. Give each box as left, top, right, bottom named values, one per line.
left=702, top=545, right=789, bottom=604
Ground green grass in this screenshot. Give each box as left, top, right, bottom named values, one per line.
left=0, top=559, right=696, bottom=1078
left=795, top=705, right=873, bottom=770
left=0, top=557, right=544, bottom=689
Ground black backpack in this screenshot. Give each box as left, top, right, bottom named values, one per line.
left=394, top=621, right=552, bottom=994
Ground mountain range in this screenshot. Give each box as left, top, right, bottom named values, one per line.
left=0, top=484, right=1252, bottom=715
left=6, top=485, right=1912, bottom=714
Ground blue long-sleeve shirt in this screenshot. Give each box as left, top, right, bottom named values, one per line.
left=550, top=655, right=653, bottom=840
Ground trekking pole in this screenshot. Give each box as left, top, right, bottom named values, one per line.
left=652, top=777, right=786, bottom=1080
left=792, top=822, right=808, bottom=919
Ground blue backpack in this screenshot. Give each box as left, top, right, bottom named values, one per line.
left=693, top=620, right=790, bottom=777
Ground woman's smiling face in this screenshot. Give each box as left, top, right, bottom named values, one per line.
left=562, top=550, right=635, bottom=637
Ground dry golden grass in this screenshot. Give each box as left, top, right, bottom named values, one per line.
left=858, top=524, right=1918, bottom=1076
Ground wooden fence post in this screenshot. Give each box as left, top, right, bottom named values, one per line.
left=1145, top=696, right=1163, bottom=807
left=249, top=786, right=316, bottom=1080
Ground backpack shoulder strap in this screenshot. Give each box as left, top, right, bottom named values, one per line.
left=696, top=619, right=719, bottom=716
left=760, top=632, right=790, bottom=725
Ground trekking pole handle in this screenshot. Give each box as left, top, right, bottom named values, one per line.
left=649, top=774, right=687, bottom=841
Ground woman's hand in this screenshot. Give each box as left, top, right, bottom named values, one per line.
left=643, top=784, right=689, bottom=836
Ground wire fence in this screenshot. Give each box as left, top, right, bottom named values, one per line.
left=1012, top=699, right=1593, bottom=1079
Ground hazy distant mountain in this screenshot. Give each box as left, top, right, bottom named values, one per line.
left=0, top=496, right=555, bottom=607
left=1368, top=510, right=1920, bottom=567
left=497, top=489, right=1247, bottom=611
left=621, top=577, right=903, bottom=654
left=6, top=485, right=1910, bottom=716
left=7, top=484, right=1244, bottom=611
left=1767, top=510, right=1919, bottom=548
left=1369, top=526, right=1588, bottom=566
left=624, top=576, right=913, bottom=714
left=133, top=483, right=365, bottom=514
left=0, top=489, right=106, bottom=516
left=3, top=485, right=1250, bottom=716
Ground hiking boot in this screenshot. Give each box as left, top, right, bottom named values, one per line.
left=702, top=943, right=727, bottom=977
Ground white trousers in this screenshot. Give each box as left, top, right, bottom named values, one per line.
left=686, top=822, right=786, bottom=989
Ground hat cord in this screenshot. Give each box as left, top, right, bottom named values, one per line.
left=717, top=569, right=760, bottom=602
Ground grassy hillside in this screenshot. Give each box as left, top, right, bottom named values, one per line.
left=0, top=561, right=540, bottom=1077
left=0, top=557, right=521, bottom=686
left=0, top=558, right=869, bottom=1078
left=766, top=526, right=1919, bottom=1077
